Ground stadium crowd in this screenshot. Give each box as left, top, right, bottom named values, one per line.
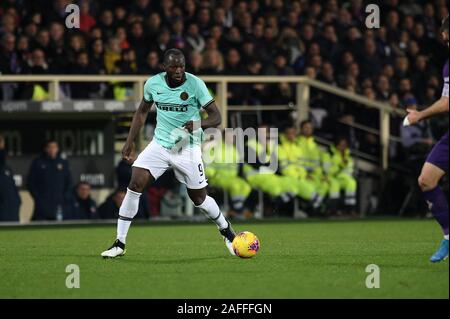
left=0, top=0, right=448, bottom=152
left=0, top=0, right=449, bottom=220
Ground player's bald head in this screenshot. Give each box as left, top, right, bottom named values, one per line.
left=163, top=48, right=185, bottom=65
left=163, top=49, right=186, bottom=85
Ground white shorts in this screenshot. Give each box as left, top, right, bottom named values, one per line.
left=132, top=140, right=208, bottom=189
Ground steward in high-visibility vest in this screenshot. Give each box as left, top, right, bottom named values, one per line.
left=329, top=137, right=357, bottom=210
left=204, top=136, right=251, bottom=215
left=278, top=127, right=323, bottom=209
left=243, top=126, right=297, bottom=204
left=320, top=150, right=342, bottom=212
left=296, top=120, right=329, bottom=200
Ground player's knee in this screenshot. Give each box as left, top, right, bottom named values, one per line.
left=190, top=193, right=206, bottom=206
left=418, top=174, right=437, bottom=191
left=191, top=196, right=206, bottom=206
left=128, top=180, right=145, bottom=193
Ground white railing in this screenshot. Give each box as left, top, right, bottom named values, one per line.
left=0, top=75, right=405, bottom=169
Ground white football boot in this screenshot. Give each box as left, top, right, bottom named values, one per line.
left=219, top=221, right=236, bottom=256
left=101, top=239, right=126, bottom=258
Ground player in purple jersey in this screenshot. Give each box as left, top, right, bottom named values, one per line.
left=406, top=16, right=449, bottom=263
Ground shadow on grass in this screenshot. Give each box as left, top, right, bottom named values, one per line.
left=106, top=255, right=230, bottom=265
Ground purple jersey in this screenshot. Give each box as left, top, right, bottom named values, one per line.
left=426, top=60, right=449, bottom=171
left=426, top=132, right=448, bottom=172
left=442, top=60, right=449, bottom=97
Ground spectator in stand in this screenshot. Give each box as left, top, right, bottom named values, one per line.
left=66, top=182, right=98, bottom=220
left=27, top=140, right=72, bottom=221
left=376, top=75, right=392, bottom=101
left=0, top=0, right=448, bottom=171
left=98, top=189, right=126, bottom=219
left=185, top=23, right=205, bottom=54
left=139, top=50, right=161, bottom=75
left=79, top=0, right=96, bottom=34
left=0, top=134, right=21, bottom=222
left=201, top=49, right=224, bottom=75
left=98, top=188, right=148, bottom=219
left=186, top=50, right=202, bottom=74
left=69, top=51, right=101, bottom=98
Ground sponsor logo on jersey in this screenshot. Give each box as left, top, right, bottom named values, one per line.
left=156, top=102, right=188, bottom=112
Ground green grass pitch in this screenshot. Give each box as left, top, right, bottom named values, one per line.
left=0, top=219, right=447, bottom=298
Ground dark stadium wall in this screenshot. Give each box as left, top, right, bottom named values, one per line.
left=0, top=119, right=115, bottom=188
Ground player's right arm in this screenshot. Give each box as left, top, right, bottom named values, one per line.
left=406, top=96, right=449, bottom=125
left=122, top=99, right=152, bottom=162
left=407, top=64, right=449, bottom=125
left=122, top=78, right=154, bottom=162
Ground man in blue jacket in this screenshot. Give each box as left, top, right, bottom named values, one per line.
left=27, top=140, right=72, bottom=220
left=65, top=181, right=98, bottom=220
left=0, top=134, right=21, bottom=222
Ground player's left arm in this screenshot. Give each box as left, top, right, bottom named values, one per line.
left=184, top=102, right=221, bottom=132
left=201, top=102, right=222, bottom=128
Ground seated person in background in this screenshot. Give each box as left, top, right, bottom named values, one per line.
left=243, top=124, right=298, bottom=215
left=278, top=126, right=324, bottom=210
left=204, top=131, right=252, bottom=218
left=327, top=137, right=358, bottom=215
left=0, top=134, right=21, bottom=222
left=98, top=188, right=148, bottom=219
left=98, top=189, right=126, bottom=219
left=400, top=96, right=434, bottom=172
left=65, top=181, right=98, bottom=220
left=296, top=120, right=330, bottom=208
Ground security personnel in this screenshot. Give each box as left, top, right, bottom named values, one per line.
left=320, top=150, right=341, bottom=213
left=278, top=126, right=323, bottom=209
left=329, top=137, right=357, bottom=212
left=0, top=134, right=21, bottom=221
left=204, top=133, right=252, bottom=215
left=27, top=140, right=72, bottom=220
left=296, top=120, right=329, bottom=202
left=244, top=125, right=297, bottom=206
left=65, top=182, right=98, bottom=220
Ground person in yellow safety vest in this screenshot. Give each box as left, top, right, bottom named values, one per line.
left=203, top=132, right=252, bottom=217
left=296, top=120, right=329, bottom=202
left=32, top=84, right=49, bottom=101
left=278, top=126, right=324, bottom=210
left=244, top=125, right=298, bottom=209
left=321, top=150, right=342, bottom=214
left=328, top=136, right=357, bottom=213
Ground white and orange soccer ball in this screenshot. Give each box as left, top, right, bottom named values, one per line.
left=232, top=231, right=260, bottom=258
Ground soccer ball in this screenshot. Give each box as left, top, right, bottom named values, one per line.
left=232, top=231, right=260, bottom=258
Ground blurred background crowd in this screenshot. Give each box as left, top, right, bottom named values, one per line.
left=1, top=0, right=449, bottom=151
left=0, top=0, right=449, bottom=221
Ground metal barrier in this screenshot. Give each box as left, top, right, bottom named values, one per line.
left=0, top=75, right=406, bottom=170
